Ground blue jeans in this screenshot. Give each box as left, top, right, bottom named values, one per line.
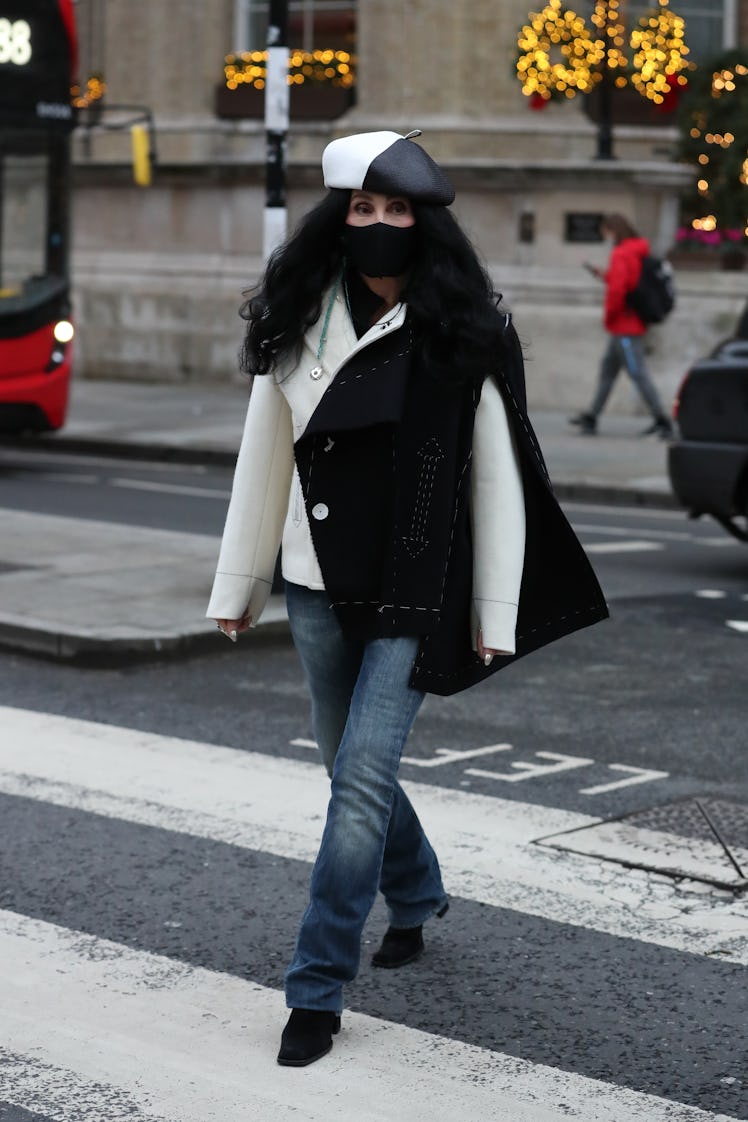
left=589, top=334, right=666, bottom=419
left=284, top=582, right=448, bottom=1013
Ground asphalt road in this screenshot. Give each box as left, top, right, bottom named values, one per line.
left=0, top=446, right=231, bottom=535
left=1, top=449, right=747, bottom=1120
left=0, top=448, right=746, bottom=815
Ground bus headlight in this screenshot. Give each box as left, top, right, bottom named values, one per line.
left=53, top=320, right=75, bottom=344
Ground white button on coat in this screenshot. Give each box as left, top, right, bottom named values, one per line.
left=311, top=503, right=329, bottom=521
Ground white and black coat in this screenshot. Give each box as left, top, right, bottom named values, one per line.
left=208, top=291, right=608, bottom=696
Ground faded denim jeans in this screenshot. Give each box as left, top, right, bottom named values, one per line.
left=589, top=334, right=667, bottom=419
left=284, top=581, right=448, bottom=1013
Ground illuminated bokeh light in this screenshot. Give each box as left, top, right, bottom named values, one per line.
left=630, top=0, right=689, bottom=104
left=516, top=0, right=604, bottom=101
left=71, top=74, right=106, bottom=109
left=516, top=0, right=689, bottom=106
left=224, top=49, right=356, bottom=90
left=590, top=0, right=627, bottom=71
left=685, top=60, right=748, bottom=241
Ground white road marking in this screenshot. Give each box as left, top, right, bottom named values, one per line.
left=726, top=620, right=748, bottom=634
left=109, top=478, right=230, bottom=499
left=34, top=471, right=100, bottom=485
left=2, top=911, right=739, bottom=1122
left=695, top=589, right=728, bottom=599
left=0, top=449, right=209, bottom=473
left=2, top=707, right=746, bottom=961
left=299, top=738, right=669, bottom=794
left=579, top=765, right=670, bottom=796
left=401, top=743, right=513, bottom=768
left=564, top=501, right=686, bottom=521
left=467, top=751, right=593, bottom=783
left=573, top=522, right=693, bottom=542
left=583, top=540, right=665, bottom=554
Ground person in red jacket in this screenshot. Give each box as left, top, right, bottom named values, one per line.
left=570, top=214, right=673, bottom=438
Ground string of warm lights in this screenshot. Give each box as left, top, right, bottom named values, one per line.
left=711, top=63, right=748, bottom=97
left=516, top=0, right=689, bottom=106
left=516, top=0, right=602, bottom=102
left=70, top=74, right=106, bottom=109
left=681, top=61, right=748, bottom=243
left=224, top=49, right=355, bottom=91
left=630, top=0, right=689, bottom=103
left=590, top=0, right=627, bottom=78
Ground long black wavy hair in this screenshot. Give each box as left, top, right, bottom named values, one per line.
left=239, top=188, right=508, bottom=384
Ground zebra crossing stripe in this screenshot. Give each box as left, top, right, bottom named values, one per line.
left=0, top=706, right=746, bottom=964
left=0, top=909, right=741, bottom=1122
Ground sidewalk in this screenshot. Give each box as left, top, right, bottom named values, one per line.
left=23, top=377, right=676, bottom=503
left=0, top=378, right=676, bottom=661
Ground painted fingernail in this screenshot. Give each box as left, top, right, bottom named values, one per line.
left=230, top=629, right=238, bottom=642
left=484, top=653, right=493, bottom=666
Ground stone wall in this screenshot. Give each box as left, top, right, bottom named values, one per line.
left=71, top=240, right=748, bottom=417
left=68, top=0, right=748, bottom=405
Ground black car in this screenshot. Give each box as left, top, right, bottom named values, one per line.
left=668, top=323, right=748, bottom=543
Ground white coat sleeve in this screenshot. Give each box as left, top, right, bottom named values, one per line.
left=206, top=375, right=294, bottom=625
left=470, top=376, right=526, bottom=655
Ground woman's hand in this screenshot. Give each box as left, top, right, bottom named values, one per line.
left=477, top=629, right=499, bottom=666
left=216, top=608, right=252, bottom=642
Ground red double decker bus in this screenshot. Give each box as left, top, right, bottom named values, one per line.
left=0, top=0, right=76, bottom=430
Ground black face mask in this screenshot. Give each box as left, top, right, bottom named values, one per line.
left=342, top=222, right=416, bottom=278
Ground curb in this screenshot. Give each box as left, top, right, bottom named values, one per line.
left=10, top=433, right=679, bottom=512
left=552, top=481, right=680, bottom=511
left=7, top=433, right=237, bottom=469
left=0, top=616, right=292, bottom=665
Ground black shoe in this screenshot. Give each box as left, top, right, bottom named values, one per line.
left=371, top=924, right=424, bottom=968
left=277, top=1008, right=341, bottom=1067
left=569, top=412, right=597, bottom=434
left=641, top=416, right=673, bottom=439
left=371, top=902, right=449, bottom=969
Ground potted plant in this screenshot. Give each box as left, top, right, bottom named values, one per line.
left=670, top=225, right=747, bottom=271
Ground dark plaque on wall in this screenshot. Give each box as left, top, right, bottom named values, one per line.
left=565, top=213, right=604, bottom=243
left=518, top=211, right=535, bottom=245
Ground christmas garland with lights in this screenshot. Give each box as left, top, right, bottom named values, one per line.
left=630, top=3, right=689, bottom=103
left=224, top=49, right=355, bottom=91
left=516, top=0, right=689, bottom=110
left=516, top=0, right=602, bottom=104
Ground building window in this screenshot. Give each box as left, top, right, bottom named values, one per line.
left=626, top=1, right=726, bottom=63
left=239, top=1, right=355, bottom=53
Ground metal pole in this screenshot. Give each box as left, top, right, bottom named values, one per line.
left=233, top=0, right=250, bottom=53
left=263, top=0, right=289, bottom=261
left=596, top=65, right=614, bottom=160
left=723, top=0, right=738, bottom=49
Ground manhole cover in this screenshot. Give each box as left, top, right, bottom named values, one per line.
left=536, top=797, right=748, bottom=891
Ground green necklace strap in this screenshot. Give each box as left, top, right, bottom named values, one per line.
left=316, top=268, right=345, bottom=363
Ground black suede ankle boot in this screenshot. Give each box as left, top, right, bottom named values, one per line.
left=371, top=902, right=449, bottom=969
left=371, top=924, right=425, bottom=968
left=277, top=1008, right=341, bottom=1067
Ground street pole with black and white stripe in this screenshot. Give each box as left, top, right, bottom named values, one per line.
left=263, top=0, right=290, bottom=261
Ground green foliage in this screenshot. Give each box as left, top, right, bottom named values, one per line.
left=677, top=49, right=748, bottom=240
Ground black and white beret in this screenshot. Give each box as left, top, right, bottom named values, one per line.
left=322, top=130, right=455, bottom=206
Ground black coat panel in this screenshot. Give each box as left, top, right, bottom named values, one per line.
left=294, top=309, right=608, bottom=696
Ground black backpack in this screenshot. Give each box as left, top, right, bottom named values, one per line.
left=626, top=256, right=675, bottom=324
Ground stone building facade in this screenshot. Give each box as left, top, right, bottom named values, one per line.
left=71, top=0, right=748, bottom=412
